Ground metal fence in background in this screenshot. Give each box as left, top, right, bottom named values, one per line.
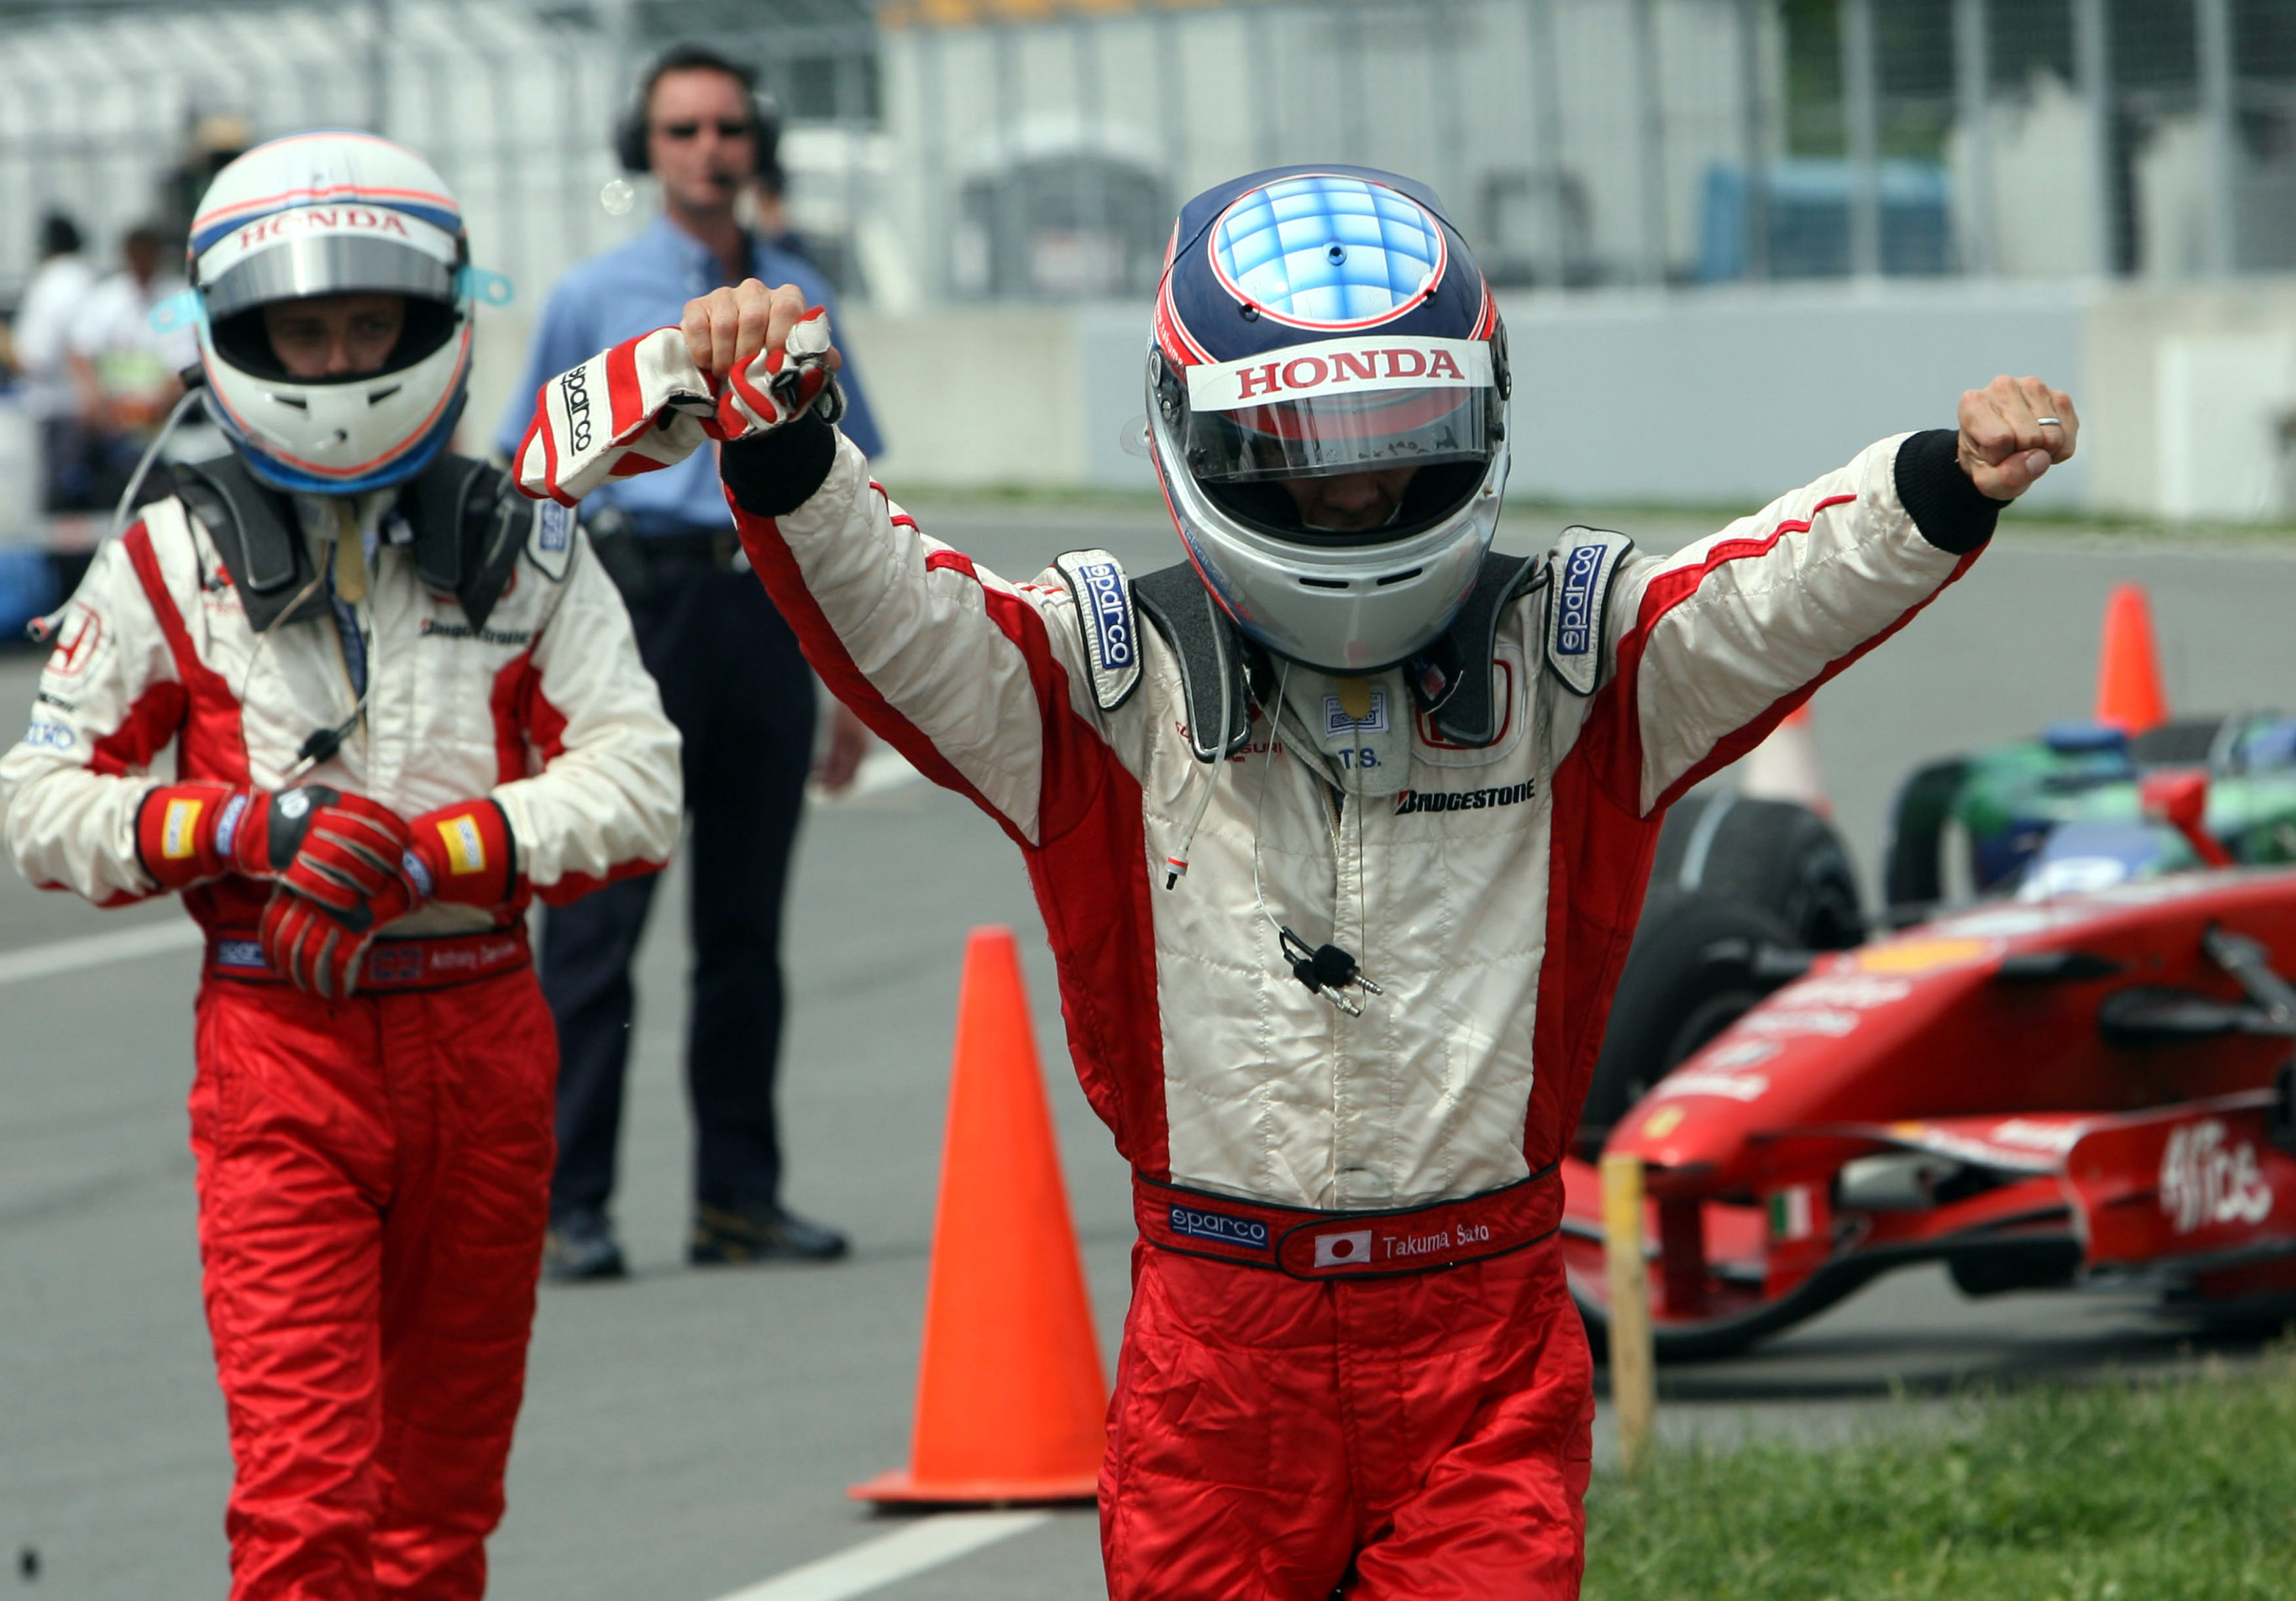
left=881, top=0, right=2296, bottom=297
left=1, top=0, right=2293, bottom=313
left=0, top=0, right=886, bottom=310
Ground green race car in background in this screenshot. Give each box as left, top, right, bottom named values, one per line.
left=1883, top=714, right=2296, bottom=911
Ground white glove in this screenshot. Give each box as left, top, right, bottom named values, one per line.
left=514, top=307, right=842, bottom=505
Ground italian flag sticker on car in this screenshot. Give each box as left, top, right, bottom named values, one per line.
left=1769, top=1185, right=1816, bottom=1241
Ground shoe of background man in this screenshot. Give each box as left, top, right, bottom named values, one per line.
left=543, top=1208, right=627, bottom=1283
left=688, top=1201, right=850, bottom=1265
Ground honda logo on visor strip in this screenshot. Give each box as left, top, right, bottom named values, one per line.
left=1185, top=336, right=1492, bottom=413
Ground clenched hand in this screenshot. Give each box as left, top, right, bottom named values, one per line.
left=680, top=278, right=846, bottom=383
left=1958, top=375, right=2078, bottom=502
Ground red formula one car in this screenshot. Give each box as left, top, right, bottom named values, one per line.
left=1563, top=791, right=2296, bottom=1359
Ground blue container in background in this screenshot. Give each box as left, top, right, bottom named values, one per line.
left=0, top=548, right=59, bottom=642
left=1700, top=159, right=1954, bottom=281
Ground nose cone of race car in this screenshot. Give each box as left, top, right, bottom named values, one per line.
left=1601, top=936, right=2015, bottom=1190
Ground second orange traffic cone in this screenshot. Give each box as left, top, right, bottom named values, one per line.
left=851, top=926, right=1107, bottom=1506
left=2095, top=582, right=2168, bottom=735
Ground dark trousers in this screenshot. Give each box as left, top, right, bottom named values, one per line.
left=544, top=543, right=818, bottom=1222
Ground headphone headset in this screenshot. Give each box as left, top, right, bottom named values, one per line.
left=615, top=43, right=782, bottom=178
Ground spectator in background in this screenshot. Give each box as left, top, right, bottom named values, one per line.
left=14, top=213, right=99, bottom=510
left=67, top=223, right=195, bottom=509
left=497, top=43, right=882, bottom=1282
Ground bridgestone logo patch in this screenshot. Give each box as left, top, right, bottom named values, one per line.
left=420, top=619, right=533, bottom=646
left=1393, top=780, right=1535, bottom=815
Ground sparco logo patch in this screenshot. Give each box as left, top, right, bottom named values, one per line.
left=560, top=365, right=593, bottom=452
left=1393, top=780, right=1535, bottom=815
left=1169, top=1205, right=1269, bottom=1250
left=1555, top=543, right=1604, bottom=656
left=538, top=499, right=572, bottom=553
left=1076, top=559, right=1133, bottom=669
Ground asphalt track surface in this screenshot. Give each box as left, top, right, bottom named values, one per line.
left=3, top=498, right=2293, bottom=1599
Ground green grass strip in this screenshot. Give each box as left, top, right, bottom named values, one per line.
left=1584, top=1352, right=2296, bottom=1600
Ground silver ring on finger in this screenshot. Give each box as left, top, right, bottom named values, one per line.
left=2034, top=417, right=2062, bottom=426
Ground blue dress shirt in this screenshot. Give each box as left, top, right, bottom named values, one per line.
left=494, top=215, right=884, bottom=534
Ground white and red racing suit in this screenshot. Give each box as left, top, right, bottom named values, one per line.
left=707, top=409, right=1998, bottom=1598
left=1, top=468, right=680, bottom=1600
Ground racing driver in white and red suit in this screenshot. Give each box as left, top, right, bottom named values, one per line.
left=514, top=165, right=2079, bottom=1598
left=1, top=134, right=680, bottom=1600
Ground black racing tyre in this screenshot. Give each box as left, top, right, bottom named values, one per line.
left=1651, top=793, right=1864, bottom=951
left=1883, top=757, right=1968, bottom=911
left=1578, top=890, right=1797, bottom=1146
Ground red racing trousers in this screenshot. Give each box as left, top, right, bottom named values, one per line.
left=1099, top=1236, right=1595, bottom=1600
left=188, top=965, right=557, bottom=1601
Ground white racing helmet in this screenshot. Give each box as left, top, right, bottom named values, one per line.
left=1148, top=167, right=1510, bottom=673
left=188, top=132, right=479, bottom=493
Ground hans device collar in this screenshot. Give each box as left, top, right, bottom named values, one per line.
left=1134, top=551, right=1544, bottom=759
left=173, top=453, right=548, bottom=634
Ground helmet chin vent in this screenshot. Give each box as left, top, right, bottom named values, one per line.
left=367, top=385, right=402, bottom=404
left=1375, top=567, right=1424, bottom=587
left=1298, top=575, right=1351, bottom=591
left=271, top=394, right=308, bottom=410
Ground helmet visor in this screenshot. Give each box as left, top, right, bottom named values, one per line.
left=1179, top=334, right=1498, bottom=485
left=203, top=234, right=457, bottom=320
left=1186, top=383, right=1494, bottom=484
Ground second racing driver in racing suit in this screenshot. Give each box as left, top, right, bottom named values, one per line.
left=1, top=133, right=680, bottom=1600
left=514, top=165, right=2078, bottom=1598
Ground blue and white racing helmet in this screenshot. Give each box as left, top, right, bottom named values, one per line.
left=188, top=132, right=476, bottom=494
left=1147, top=167, right=1509, bottom=673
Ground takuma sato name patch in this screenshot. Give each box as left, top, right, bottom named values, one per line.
left=1544, top=526, right=1633, bottom=697
left=1054, top=549, right=1141, bottom=711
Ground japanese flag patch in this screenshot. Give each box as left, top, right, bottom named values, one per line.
left=1054, top=549, right=1141, bottom=712
left=1543, top=526, right=1634, bottom=697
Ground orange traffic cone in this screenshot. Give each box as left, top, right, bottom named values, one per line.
left=851, top=927, right=1107, bottom=1506
left=2095, top=582, right=2169, bottom=735
left=1740, top=703, right=1832, bottom=816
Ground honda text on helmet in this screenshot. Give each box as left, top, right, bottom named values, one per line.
left=1147, top=166, right=1509, bottom=673
left=190, top=132, right=480, bottom=493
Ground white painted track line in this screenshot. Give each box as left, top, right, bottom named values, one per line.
left=0, top=918, right=202, bottom=986
left=708, top=1512, right=1054, bottom=1601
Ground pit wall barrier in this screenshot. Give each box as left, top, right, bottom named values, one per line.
left=10, top=278, right=2296, bottom=557
left=839, top=278, right=2296, bottom=522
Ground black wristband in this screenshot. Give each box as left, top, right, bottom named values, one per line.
left=1894, top=427, right=2002, bottom=555
left=720, top=409, right=838, bottom=519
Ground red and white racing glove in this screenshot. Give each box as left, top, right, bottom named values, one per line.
left=237, top=787, right=417, bottom=999
left=514, top=307, right=842, bottom=506
left=402, top=799, right=516, bottom=909
left=137, top=781, right=409, bottom=899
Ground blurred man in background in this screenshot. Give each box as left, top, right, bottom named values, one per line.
left=498, top=43, right=882, bottom=1281
left=11, top=212, right=98, bottom=510
left=66, top=222, right=195, bottom=509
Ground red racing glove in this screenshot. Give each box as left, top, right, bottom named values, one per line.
left=514, top=307, right=842, bottom=506
left=253, top=787, right=417, bottom=999
left=402, top=799, right=516, bottom=909
left=136, top=781, right=410, bottom=902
